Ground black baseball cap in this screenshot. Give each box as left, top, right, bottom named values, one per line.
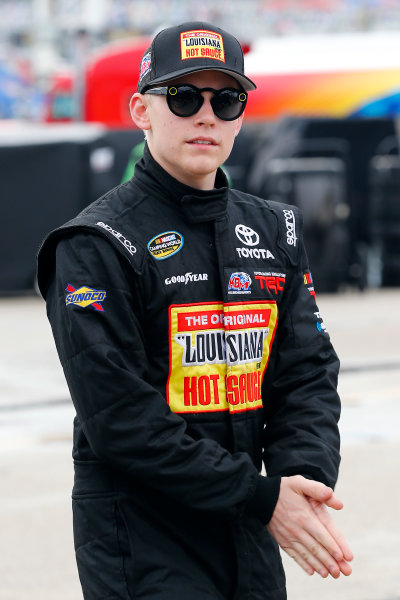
left=137, top=22, right=257, bottom=93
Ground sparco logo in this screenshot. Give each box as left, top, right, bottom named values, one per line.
left=165, top=272, right=208, bottom=285
left=283, top=210, right=297, bottom=247
left=96, top=222, right=136, bottom=255
left=235, top=224, right=260, bottom=246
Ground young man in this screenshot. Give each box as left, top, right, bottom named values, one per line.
left=37, top=22, right=353, bottom=600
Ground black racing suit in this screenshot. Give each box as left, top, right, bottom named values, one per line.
left=37, top=145, right=341, bottom=600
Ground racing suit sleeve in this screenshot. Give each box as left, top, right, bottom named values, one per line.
left=44, top=232, right=280, bottom=523
left=262, top=242, right=341, bottom=489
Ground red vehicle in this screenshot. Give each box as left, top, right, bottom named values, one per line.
left=84, top=37, right=151, bottom=127
left=45, top=31, right=400, bottom=127
left=45, top=37, right=150, bottom=127
left=45, top=37, right=249, bottom=128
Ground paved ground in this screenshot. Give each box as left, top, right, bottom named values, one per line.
left=1, top=289, right=400, bottom=599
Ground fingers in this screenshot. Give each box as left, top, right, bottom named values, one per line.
left=283, top=546, right=315, bottom=577
left=268, top=513, right=349, bottom=578
left=284, top=543, right=353, bottom=578
left=267, top=476, right=354, bottom=578
left=289, top=482, right=346, bottom=562
left=308, top=498, right=354, bottom=563
left=278, top=502, right=346, bottom=577
left=295, top=477, right=353, bottom=563
left=284, top=541, right=336, bottom=578
left=306, top=510, right=344, bottom=563
left=292, top=528, right=344, bottom=578
left=282, top=530, right=352, bottom=578
left=337, top=558, right=353, bottom=576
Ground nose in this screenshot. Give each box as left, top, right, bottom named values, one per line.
left=194, top=91, right=216, bottom=124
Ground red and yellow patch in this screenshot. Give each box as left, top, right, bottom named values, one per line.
left=167, top=301, right=278, bottom=414
left=180, top=29, right=225, bottom=62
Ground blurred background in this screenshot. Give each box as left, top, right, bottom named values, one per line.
left=1, top=1, right=400, bottom=599
left=2, top=0, right=400, bottom=293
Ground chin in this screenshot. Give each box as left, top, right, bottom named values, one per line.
left=187, top=158, right=220, bottom=174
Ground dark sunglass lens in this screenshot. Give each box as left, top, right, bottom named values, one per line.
left=212, top=89, right=247, bottom=120
left=167, top=86, right=202, bottom=117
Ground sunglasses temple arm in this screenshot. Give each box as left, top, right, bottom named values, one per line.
left=144, top=87, right=168, bottom=96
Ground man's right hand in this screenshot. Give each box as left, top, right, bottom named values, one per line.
left=266, top=475, right=353, bottom=578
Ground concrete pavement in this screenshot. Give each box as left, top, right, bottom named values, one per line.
left=1, top=289, right=400, bottom=599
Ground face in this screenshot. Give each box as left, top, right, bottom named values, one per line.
left=130, top=70, right=244, bottom=190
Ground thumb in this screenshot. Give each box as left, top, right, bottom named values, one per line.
left=300, top=478, right=344, bottom=510
left=323, top=492, right=344, bottom=511
left=296, top=477, right=333, bottom=503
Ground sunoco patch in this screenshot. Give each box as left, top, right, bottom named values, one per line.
left=65, top=284, right=107, bottom=312
left=180, top=29, right=225, bottom=62
left=147, top=231, right=184, bottom=260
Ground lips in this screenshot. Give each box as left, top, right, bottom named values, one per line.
left=188, top=138, right=217, bottom=146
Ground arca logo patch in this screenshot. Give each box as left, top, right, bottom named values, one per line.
left=65, top=284, right=107, bottom=312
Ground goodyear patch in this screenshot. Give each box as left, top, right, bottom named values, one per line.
left=147, top=231, right=184, bottom=260
left=65, top=284, right=106, bottom=312
left=180, top=29, right=225, bottom=62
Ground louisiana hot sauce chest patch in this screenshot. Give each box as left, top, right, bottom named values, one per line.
left=180, top=29, right=225, bottom=62
left=167, top=301, right=278, bottom=414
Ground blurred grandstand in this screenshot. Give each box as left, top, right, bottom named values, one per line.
left=2, top=0, right=400, bottom=43
left=2, top=0, right=400, bottom=119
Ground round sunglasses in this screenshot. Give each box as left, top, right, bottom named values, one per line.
left=144, top=84, right=247, bottom=121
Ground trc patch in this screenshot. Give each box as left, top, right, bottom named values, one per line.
left=65, top=284, right=107, bottom=312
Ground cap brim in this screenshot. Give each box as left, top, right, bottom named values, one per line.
left=143, top=66, right=257, bottom=91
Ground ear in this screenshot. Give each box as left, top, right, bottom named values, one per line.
left=129, top=93, right=151, bottom=131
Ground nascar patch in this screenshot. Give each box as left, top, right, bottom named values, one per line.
left=147, top=231, right=184, bottom=260
left=65, top=284, right=106, bottom=312
left=180, top=29, right=225, bottom=62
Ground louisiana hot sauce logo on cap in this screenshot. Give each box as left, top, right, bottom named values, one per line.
left=180, top=30, right=225, bottom=62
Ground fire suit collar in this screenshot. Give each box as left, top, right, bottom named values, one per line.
left=180, top=187, right=228, bottom=223
left=135, top=144, right=229, bottom=223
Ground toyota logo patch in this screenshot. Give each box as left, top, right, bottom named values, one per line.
left=235, top=224, right=260, bottom=247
